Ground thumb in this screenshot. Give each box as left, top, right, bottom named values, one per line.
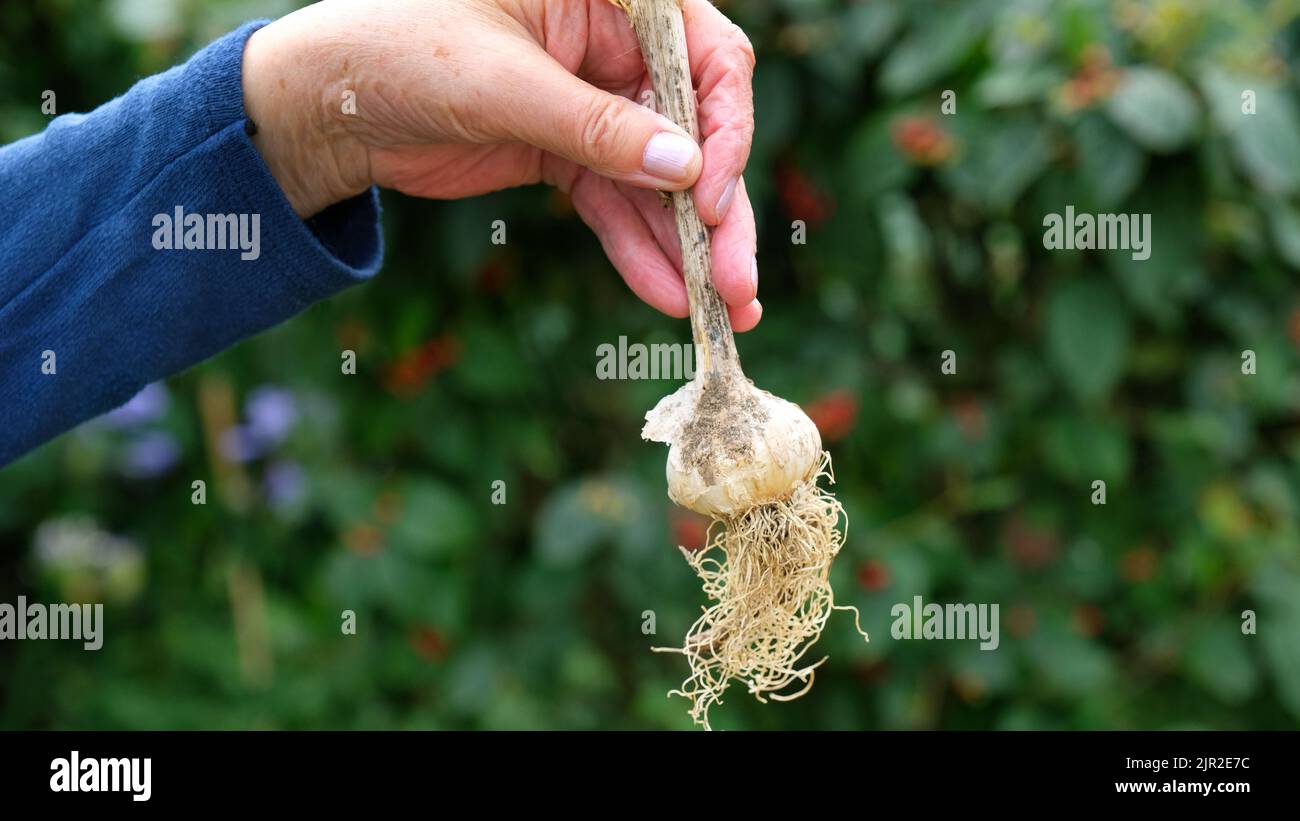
left=496, top=51, right=702, bottom=190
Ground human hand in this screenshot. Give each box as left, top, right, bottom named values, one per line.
left=242, top=0, right=761, bottom=329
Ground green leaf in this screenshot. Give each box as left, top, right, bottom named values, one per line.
left=752, top=61, right=800, bottom=153
left=1045, top=279, right=1131, bottom=402
left=879, top=4, right=992, bottom=96
left=1262, top=621, right=1300, bottom=721
left=939, top=115, right=1054, bottom=211
left=1102, top=176, right=1207, bottom=326
left=1234, top=102, right=1300, bottom=193
left=1250, top=559, right=1300, bottom=720
left=389, top=480, right=478, bottom=560
left=1185, top=620, right=1258, bottom=704
left=845, top=114, right=916, bottom=203
left=974, top=65, right=1065, bottom=108
left=534, top=477, right=645, bottom=567
left=1026, top=622, right=1115, bottom=698
left=1106, top=67, right=1200, bottom=153
left=316, top=469, right=379, bottom=529
left=453, top=320, right=532, bottom=399
left=1041, top=414, right=1132, bottom=484
left=1200, top=68, right=1300, bottom=194
left=1266, top=200, right=1300, bottom=269
left=878, top=193, right=934, bottom=317
left=843, top=1, right=902, bottom=61
left=323, top=550, right=422, bottom=610
left=1073, top=114, right=1146, bottom=209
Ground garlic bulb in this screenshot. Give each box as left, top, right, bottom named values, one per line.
left=643, top=374, right=822, bottom=517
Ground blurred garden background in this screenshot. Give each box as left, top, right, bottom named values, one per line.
left=3, top=0, right=1300, bottom=730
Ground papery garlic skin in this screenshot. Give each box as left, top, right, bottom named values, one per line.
left=643, top=379, right=823, bottom=517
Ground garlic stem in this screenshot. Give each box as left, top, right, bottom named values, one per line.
left=624, top=0, right=740, bottom=380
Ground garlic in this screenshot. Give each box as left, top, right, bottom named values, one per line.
left=618, top=0, right=866, bottom=730
left=643, top=375, right=822, bottom=517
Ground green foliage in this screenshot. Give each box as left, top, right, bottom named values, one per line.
left=3, top=0, right=1300, bottom=730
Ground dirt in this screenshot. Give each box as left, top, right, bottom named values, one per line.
left=677, top=372, right=769, bottom=485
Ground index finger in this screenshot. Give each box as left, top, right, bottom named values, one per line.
left=682, top=0, right=756, bottom=226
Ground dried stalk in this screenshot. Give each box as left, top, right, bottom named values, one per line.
left=622, top=0, right=738, bottom=380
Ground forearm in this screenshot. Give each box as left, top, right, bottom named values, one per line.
left=0, top=22, right=383, bottom=466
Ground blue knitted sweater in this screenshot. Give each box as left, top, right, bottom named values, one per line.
left=0, top=22, right=383, bottom=466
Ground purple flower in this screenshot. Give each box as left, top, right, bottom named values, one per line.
left=218, top=424, right=265, bottom=463
left=101, top=382, right=170, bottom=428
left=264, top=460, right=307, bottom=509
left=245, top=386, right=299, bottom=446
left=119, top=431, right=180, bottom=478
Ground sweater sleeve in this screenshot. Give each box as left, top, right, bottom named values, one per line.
left=0, top=21, right=383, bottom=466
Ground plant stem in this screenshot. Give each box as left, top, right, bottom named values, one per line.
left=623, top=0, right=740, bottom=380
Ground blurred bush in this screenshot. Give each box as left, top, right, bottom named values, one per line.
left=2, top=0, right=1300, bottom=729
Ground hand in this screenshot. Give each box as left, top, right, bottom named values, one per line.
left=242, top=0, right=761, bottom=330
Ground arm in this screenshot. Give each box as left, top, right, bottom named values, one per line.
left=0, top=22, right=382, bottom=465
left=0, top=0, right=759, bottom=466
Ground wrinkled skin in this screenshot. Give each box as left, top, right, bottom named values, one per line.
left=243, top=0, right=761, bottom=329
